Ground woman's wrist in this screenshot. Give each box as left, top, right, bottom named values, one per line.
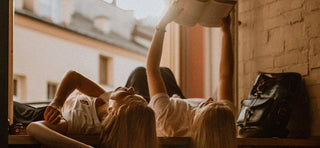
left=49, top=100, right=62, bottom=109
left=157, top=23, right=167, bottom=30
left=156, top=26, right=166, bottom=33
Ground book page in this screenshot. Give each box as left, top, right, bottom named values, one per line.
left=174, top=0, right=210, bottom=26
left=198, top=0, right=234, bottom=27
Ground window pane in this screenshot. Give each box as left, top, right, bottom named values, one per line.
left=47, top=83, right=57, bottom=100
left=13, top=79, right=17, bottom=96
left=100, top=56, right=113, bottom=86
left=39, top=0, right=52, bottom=17
left=104, top=0, right=113, bottom=4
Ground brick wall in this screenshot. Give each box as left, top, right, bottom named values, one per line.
left=238, top=0, right=320, bottom=136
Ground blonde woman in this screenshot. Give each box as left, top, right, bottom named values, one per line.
left=146, top=1, right=236, bottom=148
left=27, top=70, right=158, bottom=148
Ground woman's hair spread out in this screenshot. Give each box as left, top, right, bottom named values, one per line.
left=99, top=95, right=158, bottom=148
left=192, top=102, right=236, bottom=148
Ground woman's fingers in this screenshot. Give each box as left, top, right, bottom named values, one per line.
left=44, top=106, right=54, bottom=121
left=51, top=114, right=62, bottom=124
left=44, top=106, right=61, bottom=124
left=48, top=110, right=61, bottom=122
left=159, top=0, right=183, bottom=27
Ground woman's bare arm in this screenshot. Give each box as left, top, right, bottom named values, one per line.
left=218, top=16, right=234, bottom=103
left=45, top=70, right=110, bottom=124
left=27, top=121, right=93, bottom=148
left=146, top=2, right=182, bottom=98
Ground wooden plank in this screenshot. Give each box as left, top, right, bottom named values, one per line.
left=9, top=135, right=320, bottom=147
left=158, top=137, right=191, bottom=145
left=8, top=135, right=39, bottom=145
left=237, top=138, right=320, bottom=146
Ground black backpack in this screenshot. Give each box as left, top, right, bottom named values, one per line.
left=236, top=72, right=302, bottom=138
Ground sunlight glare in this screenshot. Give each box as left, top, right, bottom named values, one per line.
left=104, top=0, right=113, bottom=3
left=116, top=0, right=169, bottom=20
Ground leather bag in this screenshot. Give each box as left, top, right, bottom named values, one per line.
left=237, top=72, right=302, bottom=138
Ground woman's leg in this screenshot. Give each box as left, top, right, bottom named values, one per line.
left=125, top=67, right=185, bottom=102
left=160, top=67, right=185, bottom=99
left=125, top=67, right=150, bottom=102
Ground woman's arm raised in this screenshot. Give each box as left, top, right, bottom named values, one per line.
left=218, top=16, right=234, bottom=103
left=45, top=70, right=109, bottom=124
left=146, top=1, right=182, bottom=98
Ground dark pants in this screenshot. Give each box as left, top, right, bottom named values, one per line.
left=13, top=101, right=47, bottom=127
left=125, top=67, right=185, bottom=103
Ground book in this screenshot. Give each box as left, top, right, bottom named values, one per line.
left=174, top=0, right=237, bottom=27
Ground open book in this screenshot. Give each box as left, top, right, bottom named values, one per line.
left=174, top=0, right=237, bottom=27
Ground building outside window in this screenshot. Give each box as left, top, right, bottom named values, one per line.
left=39, top=0, right=61, bottom=23
left=13, top=75, right=27, bottom=101
left=47, top=82, right=57, bottom=100
left=99, top=56, right=113, bottom=86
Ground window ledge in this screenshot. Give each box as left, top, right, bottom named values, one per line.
left=8, top=135, right=320, bottom=147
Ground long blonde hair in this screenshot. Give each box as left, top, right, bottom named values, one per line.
left=192, top=102, right=236, bottom=148
left=99, top=96, right=158, bottom=148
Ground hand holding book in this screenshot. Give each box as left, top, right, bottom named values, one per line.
left=158, top=0, right=184, bottom=30
left=173, top=0, right=237, bottom=27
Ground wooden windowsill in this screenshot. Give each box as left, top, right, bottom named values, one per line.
left=8, top=135, right=320, bottom=147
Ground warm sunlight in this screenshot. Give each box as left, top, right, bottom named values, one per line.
left=106, top=0, right=169, bottom=20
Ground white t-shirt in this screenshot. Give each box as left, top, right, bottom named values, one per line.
left=149, top=93, right=234, bottom=137
left=61, top=92, right=109, bottom=134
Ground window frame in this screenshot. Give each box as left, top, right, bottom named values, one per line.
left=1, top=0, right=12, bottom=145
left=99, top=55, right=114, bottom=87
left=47, top=82, right=58, bottom=100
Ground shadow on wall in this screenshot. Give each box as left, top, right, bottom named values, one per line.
left=287, top=79, right=312, bottom=138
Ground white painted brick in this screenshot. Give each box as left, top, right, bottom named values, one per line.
left=279, top=0, right=304, bottom=13
left=283, top=23, right=306, bottom=50
left=307, top=84, right=320, bottom=99
left=239, top=0, right=278, bottom=13
left=283, top=8, right=303, bottom=25
left=305, top=68, right=320, bottom=85
left=310, top=54, right=320, bottom=69
left=253, top=56, right=274, bottom=70
left=244, top=60, right=255, bottom=74
left=305, top=10, right=320, bottom=38
left=238, top=62, right=245, bottom=75
left=310, top=37, right=320, bottom=56
left=239, top=41, right=254, bottom=61
left=305, top=0, right=320, bottom=12
left=263, top=15, right=287, bottom=30
left=238, top=0, right=320, bottom=138
left=264, top=67, right=284, bottom=73
left=274, top=49, right=308, bottom=67
left=262, top=27, right=285, bottom=55
left=263, top=7, right=303, bottom=30
left=239, top=0, right=255, bottom=13
left=310, top=98, right=320, bottom=136
left=284, top=63, right=308, bottom=76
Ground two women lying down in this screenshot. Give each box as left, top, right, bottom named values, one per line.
left=27, top=1, right=236, bottom=148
